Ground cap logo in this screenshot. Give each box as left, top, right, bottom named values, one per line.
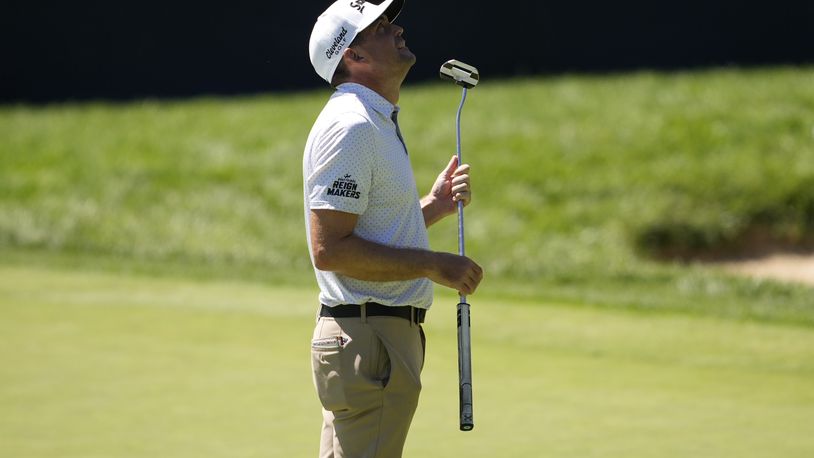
left=325, top=26, right=349, bottom=59
left=350, top=0, right=366, bottom=13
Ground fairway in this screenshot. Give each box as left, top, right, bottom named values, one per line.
left=2, top=265, right=813, bottom=457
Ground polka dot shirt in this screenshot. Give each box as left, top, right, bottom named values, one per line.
left=303, top=83, right=433, bottom=309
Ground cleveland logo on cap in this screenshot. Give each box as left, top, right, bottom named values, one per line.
left=325, top=26, right=349, bottom=59
left=350, top=0, right=366, bottom=13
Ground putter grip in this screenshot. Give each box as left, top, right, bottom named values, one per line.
left=458, top=302, right=474, bottom=431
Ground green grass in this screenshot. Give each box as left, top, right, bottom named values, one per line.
left=1, top=67, right=814, bottom=323
left=1, top=264, right=813, bottom=457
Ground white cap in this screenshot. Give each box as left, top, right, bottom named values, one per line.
left=309, top=0, right=405, bottom=84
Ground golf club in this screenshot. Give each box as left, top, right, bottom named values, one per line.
left=439, top=59, right=479, bottom=432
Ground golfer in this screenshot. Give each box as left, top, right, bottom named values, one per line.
left=303, top=0, right=483, bottom=456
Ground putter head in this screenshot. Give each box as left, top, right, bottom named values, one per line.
left=440, top=59, right=479, bottom=89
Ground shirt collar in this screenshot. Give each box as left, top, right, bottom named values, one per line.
left=336, top=83, right=398, bottom=118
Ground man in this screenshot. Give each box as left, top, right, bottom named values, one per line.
left=304, top=1, right=483, bottom=456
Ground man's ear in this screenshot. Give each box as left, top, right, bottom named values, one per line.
left=344, top=47, right=364, bottom=63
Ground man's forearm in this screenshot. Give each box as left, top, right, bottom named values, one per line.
left=310, top=208, right=482, bottom=294
left=313, top=232, right=436, bottom=281
left=421, top=195, right=452, bottom=228
left=314, top=232, right=482, bottom=295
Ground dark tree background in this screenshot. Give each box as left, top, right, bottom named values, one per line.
left=2, top=0, right=813, bottom=103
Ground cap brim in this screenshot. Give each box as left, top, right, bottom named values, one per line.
left=383, top=0, right=404, bottom=23
left=353, top=0, right=405, bottom=45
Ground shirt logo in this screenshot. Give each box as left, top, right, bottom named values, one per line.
left=325, top=27, right=348, bottom=59
left=349, top=0, right=365, bottom=13
left=327, top=174, right=361, bottom=199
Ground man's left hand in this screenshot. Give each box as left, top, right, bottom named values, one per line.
left=421, top=155, right=471, bottom=226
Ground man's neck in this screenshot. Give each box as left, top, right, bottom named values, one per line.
left=346, top=75, right=402, bottom=105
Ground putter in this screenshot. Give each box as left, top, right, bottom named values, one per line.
left=439, top=59, right=479, bottom=432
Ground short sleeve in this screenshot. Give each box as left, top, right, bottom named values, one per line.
left=307, top=113, right=375, bottom=215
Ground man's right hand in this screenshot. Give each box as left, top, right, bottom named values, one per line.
left=428, top=252, right=483, bottom=296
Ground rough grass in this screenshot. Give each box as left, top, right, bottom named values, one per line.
left=1, top=67, right=813, bottom=324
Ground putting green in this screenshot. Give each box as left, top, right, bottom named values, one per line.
left=1, top=265, right=812, bottom=457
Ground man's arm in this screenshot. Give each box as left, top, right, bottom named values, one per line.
left=421, top=156, right=471, bottom=227
left=310, top=209, right=483, bottom=295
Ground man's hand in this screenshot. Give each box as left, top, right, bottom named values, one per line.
left=427, top=252, right=483, bottom=296
left=421, top=156, right=471, bottom=227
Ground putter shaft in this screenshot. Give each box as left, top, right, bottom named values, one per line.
left=456, top=87, right=468, bottom=280
left=455, top=85, right=474, bottom=432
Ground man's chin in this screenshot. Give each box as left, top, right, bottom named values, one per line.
left=400, top=48, right=417, bottom=65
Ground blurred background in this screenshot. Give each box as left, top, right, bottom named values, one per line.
left=3, top=0, right=813, bottom=102
left=2, top=1, right=814, bottom=457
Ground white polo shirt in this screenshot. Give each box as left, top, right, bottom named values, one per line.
left=303, top=83, right=433, bottom=309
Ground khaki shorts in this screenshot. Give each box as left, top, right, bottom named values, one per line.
left=311, top=313, right=426, bottom=458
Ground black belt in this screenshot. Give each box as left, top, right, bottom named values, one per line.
left=320, top=303, right=426, bottom=324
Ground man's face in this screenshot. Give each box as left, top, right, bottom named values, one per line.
left=353, top=15, right=416, bottom=76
